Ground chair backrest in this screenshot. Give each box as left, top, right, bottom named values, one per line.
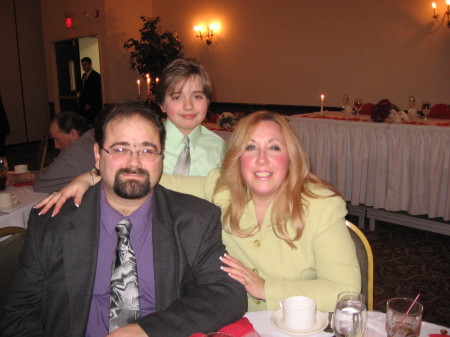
left=345, top=220, right=374, bottom=311
left=36, top=134, right=49, bottom=170
left=0, top=226, right=26, bottom=320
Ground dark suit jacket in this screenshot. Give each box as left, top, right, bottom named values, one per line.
left=0, top=184, right=247, bottom=337
left=80, top=70, right=102, bottom=112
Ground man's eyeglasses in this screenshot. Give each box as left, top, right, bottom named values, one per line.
left=101, top=147, right=162, bottom=161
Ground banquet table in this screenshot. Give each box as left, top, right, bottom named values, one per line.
left=245, top=310, right=449, bottom=337
left=0, top=185, right=48, bottom=230
left=287, top=111, right=450, bottom=222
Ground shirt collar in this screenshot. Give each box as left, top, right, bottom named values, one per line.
left=100, top=183, right=153, bottom=237
left=164, top=119, right=202, bottom=149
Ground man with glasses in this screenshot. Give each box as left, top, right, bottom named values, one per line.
left=0, top=102, right=246, bottom=337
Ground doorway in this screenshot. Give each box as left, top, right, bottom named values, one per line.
left=54, top=36, right=100, bottom=113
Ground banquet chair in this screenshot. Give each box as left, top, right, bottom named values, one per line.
left=345, top=220, right=374, bottom=311
left=36, top=134, right=49, bottom=169
left=0, top=226, right=26, bottom=320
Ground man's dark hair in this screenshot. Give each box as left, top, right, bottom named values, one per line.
left=53, top=111, right=90, bottom=136
left=94, top=102, right=166, bottom=152
left=81, top=57, right=92, bottom=64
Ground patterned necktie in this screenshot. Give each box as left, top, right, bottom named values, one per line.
left=109, top=219, right=140, bottom=332
left=173, top=136, right=191, bottom=176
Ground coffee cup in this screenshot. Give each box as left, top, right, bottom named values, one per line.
left=14, top=164, right=28, bottom=174
left=280, top=296, right=317, bottom=331
left=0, top=192, right=19, bottom=208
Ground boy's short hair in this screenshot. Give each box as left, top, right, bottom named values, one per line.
left=155, top=59, right=213, bottom=105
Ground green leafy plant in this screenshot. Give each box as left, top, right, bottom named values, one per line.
left=123, top=16, right=184, bottom=79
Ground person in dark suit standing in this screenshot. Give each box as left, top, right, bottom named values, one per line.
left=79, top=56, right=102, bottom=126
left=0, top=102, right=247, bottom=337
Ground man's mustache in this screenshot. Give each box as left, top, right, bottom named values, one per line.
left=116, top=168, right=150, bottom=176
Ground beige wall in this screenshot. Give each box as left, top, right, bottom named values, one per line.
left=79, top=36, right=101, bottom=74
left=154, top=0, right=450, bottom=108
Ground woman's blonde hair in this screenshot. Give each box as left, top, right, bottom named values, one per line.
left=214, top=110, right=342, bottom=248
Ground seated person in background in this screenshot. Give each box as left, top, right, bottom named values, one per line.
left=0, top=102, right=246, bottom=337
left=155, top=59, right=226, bottom=176
left=37, top=110, right=360, bottom=313
left=7, top=111, right=95, bottom=192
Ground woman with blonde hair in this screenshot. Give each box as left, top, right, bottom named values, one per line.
left=37, top=110, right=360, bottom=313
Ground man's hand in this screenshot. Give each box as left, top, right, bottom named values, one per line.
left=107, top=323, right=148, bottom=337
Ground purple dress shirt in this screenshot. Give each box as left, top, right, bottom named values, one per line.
left=86, top=184, right=156, bottom=337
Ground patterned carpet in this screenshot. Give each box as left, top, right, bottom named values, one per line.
left=347, top=215, right=450, bottom=327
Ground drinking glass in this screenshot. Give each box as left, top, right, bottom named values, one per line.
left=342, top=94, right=350, bottom=108
left=0, top=157, right=8, bottom=191
left=408, top=95, right=416, bottom=110
left=421, top=100, right=431, bottom=120
left=332, top=291, right=367, bottom=337
left=386, top=297, right=423, bottom=337
left=353, top=98, right=363, bottom=116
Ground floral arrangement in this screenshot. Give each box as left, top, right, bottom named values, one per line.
left=371, top=99, right=403, bottom=122
left=217, top=112, right=236, bottom=130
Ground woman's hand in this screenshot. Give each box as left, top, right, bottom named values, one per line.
left=34, top=172, right=96, bottom=216
left=220, top=253, right=266, bottom=300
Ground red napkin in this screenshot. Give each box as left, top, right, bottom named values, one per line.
left=190, top=317, right=257, bottom=337
left=13, top=182, right=33, bottom=187
left=359, top=103, right=375, bottom=115
left=428, top=103, right=450, bottom=119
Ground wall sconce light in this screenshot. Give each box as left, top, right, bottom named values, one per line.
left=432, top=1, right=450, bottom=29
left=194, top=23, right=220, bottom=45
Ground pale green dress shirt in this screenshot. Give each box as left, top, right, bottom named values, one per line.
left=160, top=169, right=361, bottom=313
left=163, top=119, right=226, bottom=176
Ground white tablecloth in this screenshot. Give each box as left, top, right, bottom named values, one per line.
left=288, top=113, right=450, bottom=221
left=0, top=185, right=48, bottom=229
left=245, top=311, right=448, bottom=337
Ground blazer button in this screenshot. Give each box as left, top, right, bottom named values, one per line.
left=252, top=268, right=259, bottom=275
left=253, top=240, right=260, bottom=247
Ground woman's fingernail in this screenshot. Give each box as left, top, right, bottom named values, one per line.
left=224, top=253, right=227, bottom=257
left=219, top=256, right=223, bottom=261
left=75, top=204, right=79, bottom=208
left=220, top=266, right=224, bottom=270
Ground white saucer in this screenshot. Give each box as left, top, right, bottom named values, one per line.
left=9, top=170, right=30, bottom=175
left=270, top=309, right=328, bottom=337
left=0, top=197, right=20, bottom=210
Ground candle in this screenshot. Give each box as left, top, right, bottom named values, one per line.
left=320, top=94, right=325, bottom=112
left=137, top=79, right=141, bottom=96
left=146, top=77, right=151, bottom=95
left=156, top=77, right=160, bottom=84
left=432, top=2, right=437, bottom=17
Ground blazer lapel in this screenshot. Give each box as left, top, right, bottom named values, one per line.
left=152, top=186, right=179, bottom=311
left=63, top=185, right=101, bottom=336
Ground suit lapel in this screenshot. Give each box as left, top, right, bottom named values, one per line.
left=152, top=186, right=179, bottom=310
left=62, top=185, right=100, bottom=336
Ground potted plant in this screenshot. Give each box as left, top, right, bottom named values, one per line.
left=124, top=16, right=184, bottom=80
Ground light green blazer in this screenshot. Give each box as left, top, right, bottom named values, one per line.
left=160, top=169, right=361, bottom=312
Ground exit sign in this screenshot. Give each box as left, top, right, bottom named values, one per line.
left=65, top=17, right=74, bottom=29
